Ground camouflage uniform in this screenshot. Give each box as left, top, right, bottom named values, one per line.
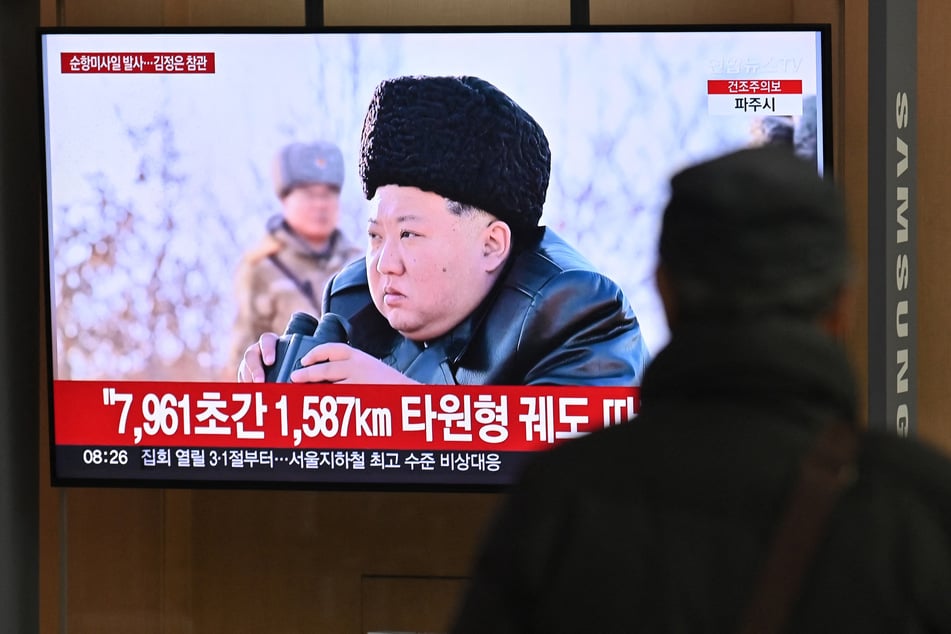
left=229, top=214, right=363, bottom=369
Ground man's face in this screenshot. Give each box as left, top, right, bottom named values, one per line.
left=282, top=183, right=341, bottom=246
left=366, top=185, right=509, bottom=342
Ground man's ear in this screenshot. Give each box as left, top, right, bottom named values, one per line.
left=482, top=220, right=512, bottom=273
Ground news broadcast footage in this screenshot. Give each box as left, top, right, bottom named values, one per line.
left=39, top=27, right=830, bottom=489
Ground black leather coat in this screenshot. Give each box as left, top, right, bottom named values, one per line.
left=320, top=228, right=650, bottom=386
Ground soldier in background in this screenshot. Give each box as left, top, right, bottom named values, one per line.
left=751, top=95, right=819, bottom=168
left=229, top=141, right=363, bottom=370
left=751, top=114, right=795, bottom=147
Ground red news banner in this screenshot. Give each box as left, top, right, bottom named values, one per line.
left=60, top=52, right=216, bottom=74
left=54, top=381, right=640, bottom=453
left=706, top=78, right=804, bottom=116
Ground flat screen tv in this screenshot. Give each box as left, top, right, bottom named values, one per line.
left=38, top=24, right=833, bottom=490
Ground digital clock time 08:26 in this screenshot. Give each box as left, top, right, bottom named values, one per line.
left=81, top=449, right=129, bottom=465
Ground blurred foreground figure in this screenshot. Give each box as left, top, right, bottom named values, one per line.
left=449, top=146, right=951, bottom=633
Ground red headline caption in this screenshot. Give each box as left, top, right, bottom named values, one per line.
left=60, top=52, right=216, bottom=74
left=53, top=381, right=640, bottom=452
left=707, top=79, right=803, bottom=95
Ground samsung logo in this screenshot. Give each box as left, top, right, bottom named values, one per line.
left=895, top=90, right=911, bottom=438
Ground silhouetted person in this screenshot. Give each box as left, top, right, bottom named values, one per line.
left=449, top=146, right=951, bottom=633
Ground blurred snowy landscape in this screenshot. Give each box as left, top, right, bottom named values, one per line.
left=41, top=29, right=823, bottom=380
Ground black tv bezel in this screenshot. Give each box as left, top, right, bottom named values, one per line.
left=37, top=23, right=835, bottom=492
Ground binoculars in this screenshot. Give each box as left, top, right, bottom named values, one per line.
left=264, top=311, right=351, bottom=383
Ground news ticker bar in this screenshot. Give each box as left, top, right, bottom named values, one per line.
left=54, top=446, right=530, bottom=487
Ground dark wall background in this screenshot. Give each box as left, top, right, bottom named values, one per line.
left=0, top=0, right=41, bottom=631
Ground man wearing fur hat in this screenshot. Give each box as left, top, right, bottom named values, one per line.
left=229, top=141, right=363, bottom=370
left=238, top=75, right=650, bottom=386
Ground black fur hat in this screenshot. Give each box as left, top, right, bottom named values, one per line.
left=359, top=75, right=551, bottom=235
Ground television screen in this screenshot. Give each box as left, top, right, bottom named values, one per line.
left=39, top=25, right=832, bottom=490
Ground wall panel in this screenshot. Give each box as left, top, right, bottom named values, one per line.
left=63, top=489, right=166, bottom=633
left=180, top=0, right=303, bottom=26
left=62, top=0, right=164, bottom=26
left=591, top=0, right=792, bottom=24
left=40, top=0, right=56, bottom=26
left=840, top=0, right=870, bottom=425
left=324, top=0, right=568, bottom=26
left=916, top=0, right=951, bottom=454
left=55, top=0, right=302, bottom=26
left=185, top=490, right=497, bottom=632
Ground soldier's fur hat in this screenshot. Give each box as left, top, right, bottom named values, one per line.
left=273, top=141, right=344, bottom=198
